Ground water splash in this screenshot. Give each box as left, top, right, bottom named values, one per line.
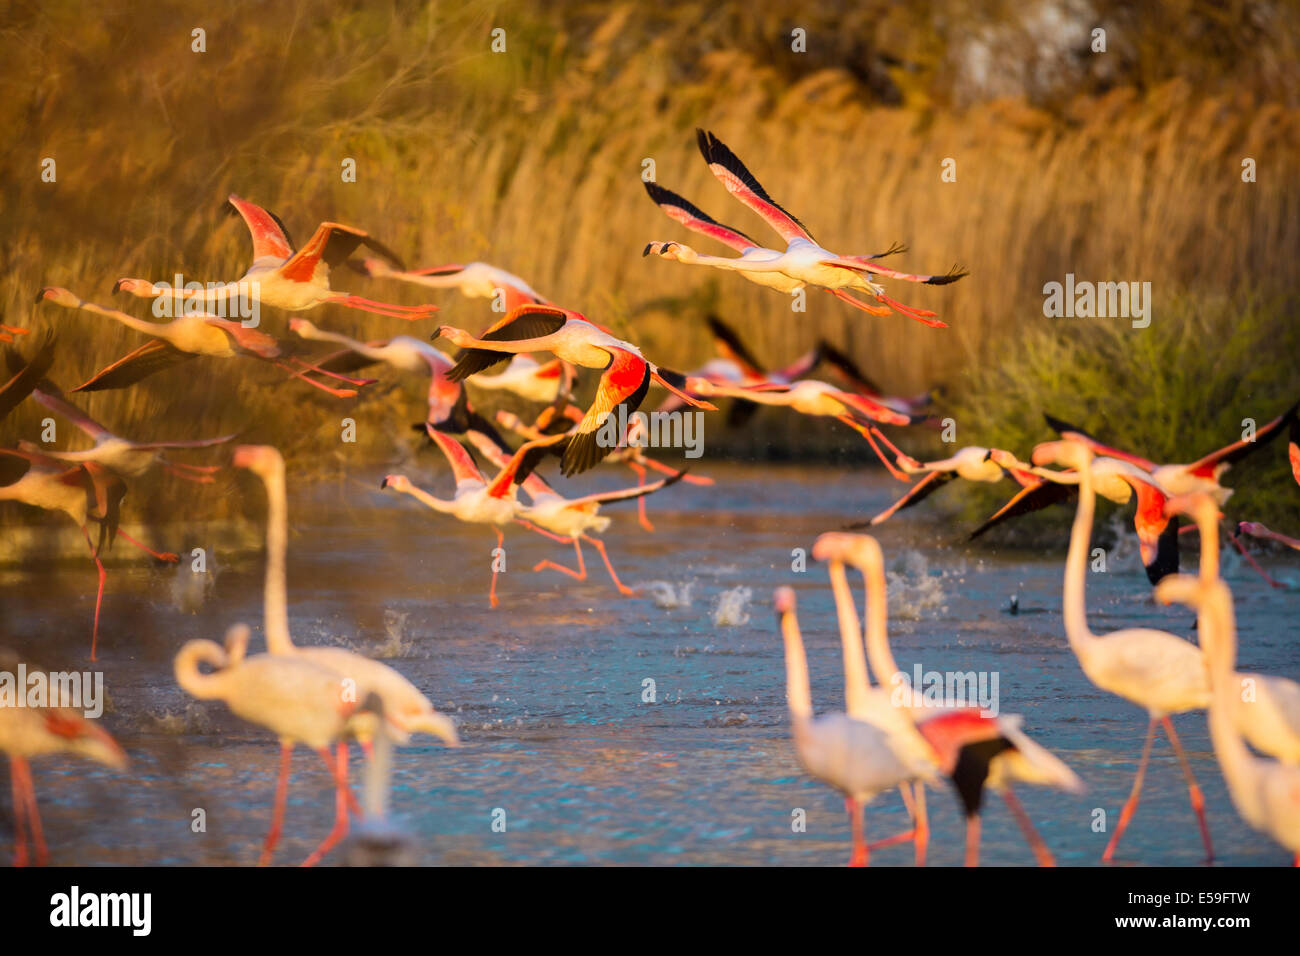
left=885, top=550, right=948, bottom=620
left=712, top=586, right=752, bottom=627
left=643, top=580, right=696, bottom=609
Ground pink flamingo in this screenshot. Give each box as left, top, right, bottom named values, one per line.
left=114, top=195, right=438, bottom=320
left=359, top=258, right=547, bottom=312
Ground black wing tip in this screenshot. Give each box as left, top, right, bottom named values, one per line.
left=1043, top=412, right=1075, bottom=434
left=926, top=266, right=969, bottom=286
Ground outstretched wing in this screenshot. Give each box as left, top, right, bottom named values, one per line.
left=848, top=470, right=954, bottom=528
left=445, top=306, right=571, bottom=382
left=0, top=331, right=56, bottom=419
left=697, top=129, right=814, bottom=245
left=563, top=349, right=651, bottom=477
left=485, top=432, right=569, bottom=499
left=280, top=222, right=407, bottom=284
left=1182, top=398, right=1300, bottom=477
left=643, top=181, right=760, bottom=253
left=72, top=339, right=195, bottom=392
left=32, top=385, right=113, bottom=441
left=564, top=469, right=688, bottom=510
left=968, top=481, right=1077, bottom=540
left=1042, top=413, right=1157, bottom=472
left=822, top=258, right=969, bottom=286
left=706, top=315, right=765, bottom=379
left=817, top=341, right=884, bottom=398
left=227, top=194, right=295, bottom=262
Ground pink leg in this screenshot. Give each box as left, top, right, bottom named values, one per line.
left=80, top=526, right=107, bottom=661
left=1103, top=716, right=1156, bottom=862
left=287, top=356, right=377, bottom=387
left=116, top=529, right=179, bottom=562
left=867, top=783, right=926, bottom=861
left=10, top=757, right=28, bottom=867
left=826, top=287, right=893, bottom=316
left=162, top=463, right=215, bottom=484
left=1161, top=717, right=1214, bottom=862
left=875, top=291, right=948, bottom=328
left=319, top=745, right=361, bottom=818
left=1227, top=529, right=1286, bottom=589
left=1001, top=784, right=1055, bottom=866
left=965, top=814, right=981, bottom=867
left=259, top=741, right=293, bottom=866
left=514, top=519, right=570, bottom=545
left=534, top=537, right=587, bottom=582
left=640, top=457, right=714, bottom=484
left=627, top=462, right=655, bottom=532
left=271, top=360, right=358, bottom=398
left=14, top=759, right=46, bottom=866
left=838, top=417, right=911, bottom=482
left=846, top=797, right=868, bottom=867
left=301, top=742, right=350, bottom=867
left=584, top=535, right=636, bottom=596
left=327, top=295, right=439, bottom=320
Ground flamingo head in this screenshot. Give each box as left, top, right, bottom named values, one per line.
left=34, top=286, right=77, bottom=307
left=112, top=278, right=159, bottom=298
left=399, top=708, right=461, bottom=748
left=380, top=474, right=411, bottom=493
left=986, top=448, right=1026, bottom=471
left=232, top=444, right=284, bottom=479
left=1152, top=573, right=1204, bottom=610
left=772, top=587, right=796, bottom=616
left=811, top=532, right=884, bottom=574
left=287, top=317, right=317, bottom=338
left=1237, top=520, right=1268, bottom=538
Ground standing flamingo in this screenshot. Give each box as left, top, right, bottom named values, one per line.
left=381, top=428, right=564, bottom=607
left=1154, top=575, right=1300, bottom=864
left=114, top=194, right=438, bottom=320
left=815, top=532, right=1084, bottom=866
left=37, top=286, right=372, bottom=398
left=772, top=587, right=939, bottom=866
left=0, top=448, right=172, bottom=659
left=358, top=258, right=547, bottom=312
left=643, top=131, right=966, bottom=327
left=0, top=651, right=128, bottom=866
left=175, top=625, right=381, bottom=866
left=462, top=428, right=683, bottom=595
left=1033, top=439, right=1214, bottom=862
left=436, top=305, right=715, bottom=476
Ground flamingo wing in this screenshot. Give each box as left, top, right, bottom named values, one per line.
left=0, top=331, right=56, bottom=419
left=770, top=343, right=823, bottom=384
left=643, top=181, right=760, bottom=253
left=563, top=349, right=651, bottom=477
left=485, top=433, right=568, bottom=499
left=128, top=434, right=237, bottom=452
left=280, top=222, right=407, bottom=284
left=445, top=306, right=571, bottom=382
left=968, top=480, right=1077, bottom=540
left=464, top=426, right=558, bottom=500
left=227, top=194, right=295, bottom=262
left=696, top=129, right=814, bottom=244
left=424, top=427, right=487, bottom=485
left=71, top=339, right=195, bottom=392
left=563, top=469, right=688, bottom=510
left=816, top=341, right=885, bottom=398
left=80, top=461, right=127, bottom=551
left=1042, top=413, right=1158, bottom=472
left=834, top=391, right=918, bottom=428
left=32, top=385, right=112, bottom=440
left=705, top=315, right=765, bottom=379
left=850, top=470, right=954, bottom=528
left=203, top=319, right=284, bottom=359
left=1290, top=417, right=1300, bottom=487
left=1182, top=398, right=1300, bottom=478
left=821, top=258, right=969, bottom=286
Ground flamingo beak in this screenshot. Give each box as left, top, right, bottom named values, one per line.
left=111, top=279, right=125, bottom=294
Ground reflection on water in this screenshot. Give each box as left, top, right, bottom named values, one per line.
left=2, top=462, right=1298, bottom=865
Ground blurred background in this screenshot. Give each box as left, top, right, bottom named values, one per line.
left=2, top=0, right=1298, bottom=531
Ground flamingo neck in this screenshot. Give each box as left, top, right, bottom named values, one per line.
left=779, top=610, right=814, bottom=720
left=1062, top=458, right=1099, bottom=660
left=173, top=640, right=229, bottom=700
left=1197, top=512, right=1220, bottom=582
left=1201, top=587, right=1257, bottom=807
left=861, top=558, right=902, bottom=690
left=827, top=563, right=872, bottom=716
left=261, top=463, right=295, bottom=654
left=402, top=484, right=456, bottom=514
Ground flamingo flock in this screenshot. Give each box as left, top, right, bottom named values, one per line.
left=2, top=127, right=1297, bottom=868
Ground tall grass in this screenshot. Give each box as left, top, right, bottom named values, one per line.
left=1, top=1, right=1297, bottom=528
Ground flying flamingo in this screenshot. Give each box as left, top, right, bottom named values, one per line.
left=815, top=532, right=1084, bottom=866
left=0, top=650, right=128, bottom=866
left=114, top=194, right=438, bottom=320
left=0, top=332, right=55, bottom=421
left=1165, top=495, right=1300, bottom=764
left=1154, top=575, right=1300, bottom=864
left=358, top=257, right=548, bottom=312
left=175, top=625, right=381, bottom=866
left=642, top=131, right=967, bottom=328
left=0, top=448, right=173, bottom=659
left=1033, top=439, right=1215, bottom=862
left=686, top=376, right=924, bottom=481
left=772, top=587, right=939, bottom=866
left=435, top=304, right=715, bottom=476
left=25, top=383, right=233, bottom=484
left=37, top=286, right=373, bottom=398
left=381, top=427, right=565, bottom=607
left=233, top=445, right=461, bottom=744
left=817, top=340, right=939, bottom=417
left=463, top=427, right=684, bottom=595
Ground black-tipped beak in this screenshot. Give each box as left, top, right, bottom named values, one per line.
left=33, top=289, right=46, bottom=304
left=983, top=450, right=993, bottom=462
left=379, top=478, right=389, bottom=489
left=642, top=244, right=652, bottom=257
left=111, top=279, right=124, bottom=294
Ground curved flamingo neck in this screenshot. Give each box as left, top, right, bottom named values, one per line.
left=1063, top=456, right=1099, bottom=660
left=827, top=562, right=872, bottom=715
left=260, top=462, right=295, bottom=654
left=173, top=640, right=230, bottom=699
left=1201, top=586, right=1255, bottom=801
left=779, top=609, right=814, bottom=719
left=399, top=483, right=456, bottom=514
left=860, top=556, right=902, bottom=688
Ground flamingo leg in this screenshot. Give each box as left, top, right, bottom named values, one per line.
left=826, top=287, right=893, bottom=316
left=258, top=741, right=294, bottom=866
left=271, top=360, right=358, bottom=398
left=80, top=526, right=107, bottom=661
left=533, top=537, right=587, bottom=581
left=10, top=757, right=28, bottom=867
left=13, top=758, right=46, bottom=866
left=161, top=462, right=216, bottom=484
left=837, top=417, right=911, bottom=482
left=1160, top=716, right=1214, bottom=862
left=867, top=782, right=920, bottom=854
left=318, top=745, right=361, bottom=818
left=514, top=519, right=570, bottom=545
left=628, top=462, right=655, bottom=532
left=964, top=813, right=981, bottom=867
left=327, top=295, right=439, bottom=321
left=1102, top=715, right=1156, bottom=862
left=639, top=456, right=714, bottom=484
left=875, top=292, right=948, bottom=329
left=490, top=528, right=504, bottom=609
left=913, top=784, right=928, bottom=866
left=301, top=742, right=350, bottom=867
left=1226, top=529, right=1286, bottom=589
left=115, top=529, right=179, bottom=562
left=846, top=797, right=868, bottom=867
left=286, top=356, right=376, bottom=387
left=583, top=534, right=636, bottom=596
left=1000, top=784, right=1055, bottom=866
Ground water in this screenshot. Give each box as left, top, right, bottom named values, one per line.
left=2, top=462, right=1298, bottom=866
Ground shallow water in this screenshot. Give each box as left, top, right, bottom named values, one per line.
left=2, top=461, right=1298, bottom=866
